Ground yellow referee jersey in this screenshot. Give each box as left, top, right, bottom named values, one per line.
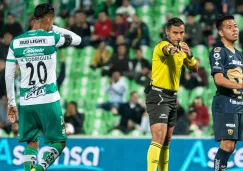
left=151, top=40, right=187, bottom=91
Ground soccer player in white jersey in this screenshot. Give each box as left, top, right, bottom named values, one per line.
left=5, top=3, right=81, bottom=171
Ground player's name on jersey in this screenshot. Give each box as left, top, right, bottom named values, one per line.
left=18, top=55, right=52, bottom=62
left=19, top=38, right=47, bottom=46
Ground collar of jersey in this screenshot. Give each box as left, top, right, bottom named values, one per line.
left=28, top=29, right=44, bottom=32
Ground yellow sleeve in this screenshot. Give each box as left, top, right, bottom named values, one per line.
left=155, top=41, right=170, bottom=58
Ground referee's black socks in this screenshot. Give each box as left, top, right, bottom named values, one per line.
left=214, top=148, right=232, bottom=171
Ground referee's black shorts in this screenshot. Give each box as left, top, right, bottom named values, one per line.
left=145, top=86, right=177, bottom=127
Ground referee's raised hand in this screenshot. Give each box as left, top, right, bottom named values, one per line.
left=164, top=44, right=179, bottom=56
left=169, top=46, right=180, bottom=55
left=181, top=42, right=192, bottom=58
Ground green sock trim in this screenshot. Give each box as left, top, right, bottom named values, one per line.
left=50, top=143, right=64, bottom=155
left=23, top=146, right=38, bottom=171
left=24, top=146, right=38, bottom=155
left=35, top=143, right=64, bottom=171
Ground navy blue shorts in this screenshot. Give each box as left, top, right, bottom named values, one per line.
left=212, top=111, right=243, bottom=141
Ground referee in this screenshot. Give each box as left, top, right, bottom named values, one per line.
left=145, top=18, right=198, bottom=171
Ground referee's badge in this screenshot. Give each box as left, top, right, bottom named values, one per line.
left=228, top=129, right=234, bottom=135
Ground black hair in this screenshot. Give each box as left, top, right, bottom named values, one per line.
left=130, top=91, right=137, bottom=97
left=216, top=14, right=234, bottom=30
left=8, top=12, right=14, bottom=17
left=99, top=11, right=108, bottom=16
left=187, top=107, right=196, bottom=114
left=117, top=44, right=127, bottom=48
left=167, top=17, right=184, bottom=29
left=34, top=3, right=54, bottom=20
left=115, top=14, right=123, bottom=17
left=69, top=101, right=78, bottom=110
left=135, top=47, right=142, bottom=51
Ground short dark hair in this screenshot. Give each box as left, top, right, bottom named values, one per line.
left=34, top=3, right=54, bottom=20
left=216, top=14, right=234, bottom=30
left=99, top=11, right=108, bottom=16
left=130, top=91, right=137, bottom=97
left=8, top=12, right=14, bottom=17
left=167, top=17, right=184, bottom=29
left=69, top=101, right=77, bottom=109
left=187, top=107, right=196, bottom=115
left=135, top=47, right=142, bottom=52
left=115, top=14, right=123, bottom=18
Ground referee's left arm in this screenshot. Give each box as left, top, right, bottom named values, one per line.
left=183, top=57, right=199, bottom=72
left=181, top=42, right=199, bottom=72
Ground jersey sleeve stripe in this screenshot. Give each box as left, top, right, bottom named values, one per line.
left=6, top=59, right=17, bottom=62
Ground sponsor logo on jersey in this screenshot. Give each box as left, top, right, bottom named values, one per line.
left=226, top=124, right=236, bottom=128
left=213, top=66, right=222, bottom=70
left=230, top=60, right=243, bottom=66
left=213, top=53, right=221, bottom=60
left=214, top=47, right=221, bottom=52
left=23, top=48, right=44, bottom=56
left=228, top=129, right=234, bottom=135
left=19, top=38, right=47, bottom=46
left=24, top=86, right=46, bottom=100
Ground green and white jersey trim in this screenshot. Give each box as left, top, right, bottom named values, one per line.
left=7, top=29, right=65, bottom=106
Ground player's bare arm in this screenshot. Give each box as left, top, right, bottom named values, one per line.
left=213, top=72, right=243, bottom=89
left=182, top=43, right=198, bottom=72
left=7, top=106, right=18, bottom=123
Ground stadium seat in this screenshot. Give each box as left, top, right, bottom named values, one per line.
left=194, top=15, right=201, bottom=22
left=129, top=48, right=135, bottom=59
left=177, top=86, right=189, bottom=109
left=188, top=87, right=209, bottom=106
left=191, top=45, right=210, bottom=74
left=155, top=0, right=172, bottom=7
left=128, top=130, right=144, bottom=136
left=92, top=119, right=107, bottom=135
left=131, top=81, right=145, bottom=102
left=108, top=129, right=124, bottom=136
left=136, top=5, right=152, bottom=17
left=234, top=14, right=243, bottom=31
left=141, top=45, right=152, bottom=62
left=54, top=16, right=66, bottom=28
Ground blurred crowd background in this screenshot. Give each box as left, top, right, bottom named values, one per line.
left=0, top=0, right=243, bottom=138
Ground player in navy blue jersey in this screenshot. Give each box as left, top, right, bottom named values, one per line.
left=209, top=15, right=243, bottom=171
